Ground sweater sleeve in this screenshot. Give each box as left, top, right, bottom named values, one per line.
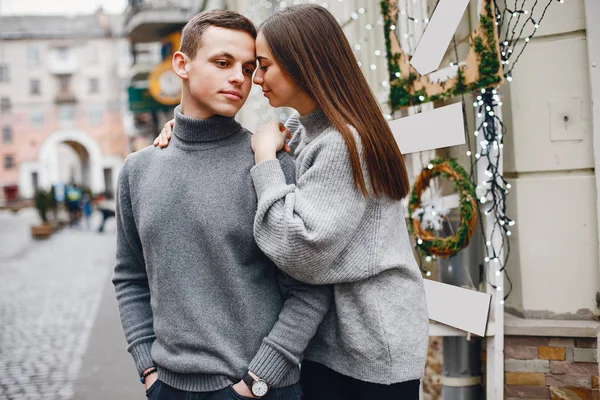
left=250, top=131, right=370, bottom=285
left=248, top=273, right=332, bottom=386
left=112, top=159, right=156, bottom=375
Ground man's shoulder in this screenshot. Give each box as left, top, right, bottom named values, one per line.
left=123, top=144, right=163, bottom=168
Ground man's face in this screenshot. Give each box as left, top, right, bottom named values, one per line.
left=184, top=26, right=256, bottom=118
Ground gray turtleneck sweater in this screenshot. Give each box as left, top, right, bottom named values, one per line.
left=250, top=110, right=429, bottom=384
left=113, top=107, right=331, bottom=392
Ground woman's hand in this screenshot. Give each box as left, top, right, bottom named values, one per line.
left=153, top=119, right=174, bottom=148
left=251, top=121, right=291, bottom=164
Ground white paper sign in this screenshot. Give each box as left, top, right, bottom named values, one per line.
left=410, top=0, right=472, bottom=75
left=424, top=280, right=492, bottom=337
left=389, top=102, right=466, bottom=154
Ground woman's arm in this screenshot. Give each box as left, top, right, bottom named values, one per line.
left=251, top=132, right=372, bottom=285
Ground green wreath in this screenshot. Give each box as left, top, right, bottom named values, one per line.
left=408, top=158, right=477, bottom=258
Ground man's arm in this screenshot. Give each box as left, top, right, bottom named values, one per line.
left=112, top=159, right=156, bottom=378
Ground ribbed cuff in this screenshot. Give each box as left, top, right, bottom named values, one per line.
left=130, top=341, right=155, bottom=375
left=250, top=159, right=287, bottom=199
left=158, top=369, right=232, bottom=392
left=248, top=341, right=295, bottom=387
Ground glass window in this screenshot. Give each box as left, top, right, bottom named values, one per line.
left=0, top=98, right=11, bottom=114
left=0, top=64, right=9, bottom=82
left=28, top=46, right=40, bottom=66
left=30, top=79, right=41, bottom=95
left=4, top=155, right=14, bottom=170
left=31, top=109, right=44, bottom=128
left=89, top=78, right=99, bottom=94
left=56, top=47, right=69, bottom=61
left=2, top=126, right=12, bottom=143
left=59, top=105, right=74, bottom=122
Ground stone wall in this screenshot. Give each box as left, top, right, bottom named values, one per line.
left=504, top=336, right=599, bottom=399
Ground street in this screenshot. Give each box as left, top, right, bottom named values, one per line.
left=0, top=208, right=140, bottom=399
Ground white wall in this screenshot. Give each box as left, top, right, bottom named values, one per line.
left=502, top=0, right=599, bottom=318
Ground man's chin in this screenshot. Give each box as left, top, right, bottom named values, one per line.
left=217, top=104, right=243, bottom=118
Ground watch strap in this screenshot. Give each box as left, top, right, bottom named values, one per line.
left=242, top=372, right=255, bottom=389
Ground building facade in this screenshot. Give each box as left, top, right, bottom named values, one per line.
left=0, top=9, right=132, bottom=203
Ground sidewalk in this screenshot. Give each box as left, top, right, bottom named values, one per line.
left=74, top=277, right=140, bottom=399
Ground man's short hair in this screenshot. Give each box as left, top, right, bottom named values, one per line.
left=180, top=10, right=257, bottom=60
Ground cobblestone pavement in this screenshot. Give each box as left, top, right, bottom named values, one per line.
left=0, top=209, right=116, bottom=400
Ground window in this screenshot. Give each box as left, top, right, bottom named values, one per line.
left=59, top=105, right=74, bottom=122
left=2, top=126, right=12, bottom=143
left=56, top=47, right=69, bottom=61
left=27, top=46, right=40, bottom=66
left=31, top=108, right=44, bottom=128
left=4, top=155, right=14, bottom=170
left=32, top=172, right=39, bottom=192
left=89, top=104, right=102, bottom=125
left=0, top=64, right=8, bottom=82
left=0, top=98, right=10, bottom=114
left=89, top=78, right=99, bottom=94
left=59, top=75, right=71, bottom=90
left=30, top=79, right=41, bottom=95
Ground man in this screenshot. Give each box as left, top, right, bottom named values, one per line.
left=113, top=10, right=330, bottom=399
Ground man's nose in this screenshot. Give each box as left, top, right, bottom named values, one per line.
left=230, top=67, right=245, bottom=84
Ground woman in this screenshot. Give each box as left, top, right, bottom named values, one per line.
left=156, top=5, right=428, bottom=399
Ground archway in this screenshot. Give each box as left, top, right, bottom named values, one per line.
left=37, top=130, right=105, bottom=195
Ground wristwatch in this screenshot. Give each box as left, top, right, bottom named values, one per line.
left=242, top=372, right=270, bottom=397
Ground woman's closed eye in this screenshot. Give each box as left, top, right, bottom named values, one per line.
left=259, top=65, right=269, bottom=71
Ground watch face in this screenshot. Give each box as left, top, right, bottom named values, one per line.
left=252, top=380, right=269, bottom=397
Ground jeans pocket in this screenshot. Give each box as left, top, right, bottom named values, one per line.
left=228, top=384, right=256, bottom=400
left=293, top=383, right=303, bottom=400
left=145, top=379, right=161, bottom=397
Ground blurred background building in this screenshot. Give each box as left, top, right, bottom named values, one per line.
left=0, top=8, right=136, bottom=202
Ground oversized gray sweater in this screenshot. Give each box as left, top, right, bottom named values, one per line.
left=250, top=109, right=429, bottom=384
left=113, top=107, right=331, bottom=392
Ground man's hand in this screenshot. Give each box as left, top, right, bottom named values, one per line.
left=232, top=380, right=258, bottom=398
left=231, top=371, right=262, bottom=398
left=142, top=367, right=158, bottom=390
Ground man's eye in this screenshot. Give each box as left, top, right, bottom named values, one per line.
left=215, top=60, right=228, bottom=67
left=244, top=68, right=255, bottom=75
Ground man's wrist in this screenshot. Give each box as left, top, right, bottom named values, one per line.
left=140, top=366, right=157, bottom=384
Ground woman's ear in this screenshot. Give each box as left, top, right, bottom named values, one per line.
left=172, top=51, right=189, bottom=80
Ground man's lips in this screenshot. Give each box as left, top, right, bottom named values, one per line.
left=221, top=90, right=243, bottom=100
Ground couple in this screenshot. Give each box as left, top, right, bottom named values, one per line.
left=113, top=5, right=428, bottom=400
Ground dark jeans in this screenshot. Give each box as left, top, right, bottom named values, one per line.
left=146, top=380, right=303, bottom=400
left=300, top=360, right=420, bottom=400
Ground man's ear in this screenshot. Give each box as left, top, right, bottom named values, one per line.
left=172, top=51, right=189, bottom=80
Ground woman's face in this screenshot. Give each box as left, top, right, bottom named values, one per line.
left=253, top=32, right=303, bottom=109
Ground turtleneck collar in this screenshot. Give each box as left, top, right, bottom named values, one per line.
left=298, top=108, right=331, bottom=140
left=173, top=105, right=242, bottom=143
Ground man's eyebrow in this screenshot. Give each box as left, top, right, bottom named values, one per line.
left=211, top=52, right=235, bottom=59
left=212, top=52, right=256, bottom=67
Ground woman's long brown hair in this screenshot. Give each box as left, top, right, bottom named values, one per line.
left=260, top=4, right=410, bottom=200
